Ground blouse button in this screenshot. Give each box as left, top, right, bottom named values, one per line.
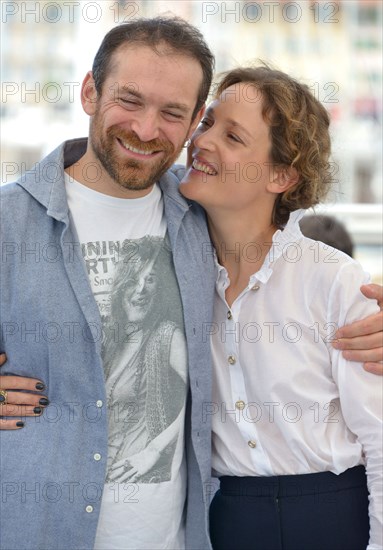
left=85, top=505, right=93, bottom=513
left=248, top=440, right=257, bottom=449
left=228, top=355, right=236, bottom=365
left=235, top=400, right=245, bottom=410
left=227, top=310, right=232, bottom=320
left=251, top=284, right=260, bottom=291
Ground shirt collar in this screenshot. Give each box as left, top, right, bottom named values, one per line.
left=215, top=209, right=306, bottom=287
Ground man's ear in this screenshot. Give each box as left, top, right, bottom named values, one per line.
left=267, top=165, right=300, bottom=194
left=81, top=71, right=99, bottom=116
left=188, top=104, right=206, bottom=138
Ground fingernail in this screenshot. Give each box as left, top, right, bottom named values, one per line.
left=39, top=398, right=49, bottom=406
left=35, top=382, right=45, bottom=391
left=33, top=407, right=42, bottom=414
left=16, top=421, right=24, bottom=428
left=0, top=395, right=6, bottom=403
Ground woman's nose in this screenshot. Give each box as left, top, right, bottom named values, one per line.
left=193, top=126, right=215, bottom=151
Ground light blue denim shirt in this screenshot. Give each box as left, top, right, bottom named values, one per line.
left=0, top=139, right=216, bottom=550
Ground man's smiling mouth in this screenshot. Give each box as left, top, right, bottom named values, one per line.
left=118, top=138, right=160, bottom=156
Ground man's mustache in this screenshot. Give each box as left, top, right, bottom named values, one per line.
left=107, top=126, right=174, bottom=154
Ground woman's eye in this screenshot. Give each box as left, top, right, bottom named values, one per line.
left=199, top=118, right=212, bottom=128
left=228, top=133, right=241, bottom=143
left=146, top=273, right=158, bottom=284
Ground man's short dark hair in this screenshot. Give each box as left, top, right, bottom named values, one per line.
left=92, top=16, right=215, bottom=119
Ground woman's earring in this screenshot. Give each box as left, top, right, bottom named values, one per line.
left=183, top=139, right=191, bottom=148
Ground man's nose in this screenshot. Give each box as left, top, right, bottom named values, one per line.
left=130, top=110, right=160, bottom=142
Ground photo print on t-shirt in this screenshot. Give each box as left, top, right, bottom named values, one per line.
left=81, top=235, right=187, bottom=484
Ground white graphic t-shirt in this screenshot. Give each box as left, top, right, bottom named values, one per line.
left=65, top=175, right=188, bottom=549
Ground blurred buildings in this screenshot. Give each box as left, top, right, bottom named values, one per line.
left=1, top=0, right=382, bottom=278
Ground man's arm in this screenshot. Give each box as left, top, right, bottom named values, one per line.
left=333, top=284, right=383, bottom=375
left=0, top=353, right=48, bottom=429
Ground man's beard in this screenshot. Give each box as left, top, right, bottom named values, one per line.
left=90, top=120, right=183, bottom=191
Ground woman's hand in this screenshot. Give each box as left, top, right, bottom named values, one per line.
left=0, top=353, right=48, bottom=429
left=109, top=447, right=161, bottom=483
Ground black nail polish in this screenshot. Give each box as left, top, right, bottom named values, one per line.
left=39, top=398, right=49, bottom=406
left=33, top=407, right=42, bottom=414
left=35, top=382, right=45, bottom=391
left=16, top=421, right=24, bottom=428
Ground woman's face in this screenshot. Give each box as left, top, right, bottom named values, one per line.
left=180, top=83, right=276, bottom=213
left=123, top=260, right=159, bottom=324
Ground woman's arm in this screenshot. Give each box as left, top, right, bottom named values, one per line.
left=330, top=271, right=382, bottom=550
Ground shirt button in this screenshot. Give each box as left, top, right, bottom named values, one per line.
left=248, top=440, right=257, bottom=448
left=235, top=400, right=245, bottom=410
left=251, top=284, right=260, bottom=291
left=93, top=453, right=101, bottom=461
left=96, top=400, right=103, bottom=408
left=85, top=505, right=93, bottom=513
left=228, top=355, right=236, bottom=365
left=227, top=311, right=232, bottom=320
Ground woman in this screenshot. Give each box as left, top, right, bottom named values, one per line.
left=102, top=235, right=187, bottom=483
left=180, top=65, right=382, bottom=550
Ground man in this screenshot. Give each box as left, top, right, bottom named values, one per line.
left=1, top=17, right=215, bottom=550
left=1, top=16, right=382, bottom=550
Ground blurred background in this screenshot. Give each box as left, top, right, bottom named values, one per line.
left=1, top=0, right=382, bottom=281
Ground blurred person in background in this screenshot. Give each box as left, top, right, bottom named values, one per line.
left=300, top=214, right=354, bottom=257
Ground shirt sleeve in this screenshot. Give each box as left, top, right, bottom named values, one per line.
left=327, top=260, right=382, bottom=550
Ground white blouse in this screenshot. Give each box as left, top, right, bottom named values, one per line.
left=211, top=210, right=382, bottom=550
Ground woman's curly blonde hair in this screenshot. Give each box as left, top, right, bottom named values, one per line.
left=215, top=64, right=333, bottom=226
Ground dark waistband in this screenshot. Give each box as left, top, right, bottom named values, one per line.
left=219, top=465, right=366, bottom=497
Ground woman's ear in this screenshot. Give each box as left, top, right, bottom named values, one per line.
left=81, top=71, right=99, bottom=116
left=268, top=165, right=300, bottom=194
